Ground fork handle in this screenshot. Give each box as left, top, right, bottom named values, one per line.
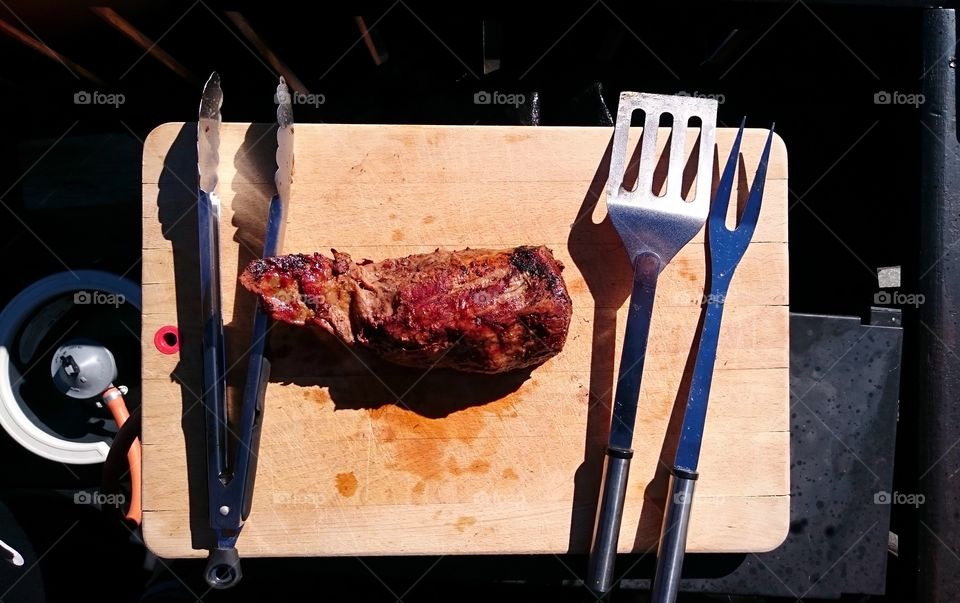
left=651, top=471, right=697, bottom=603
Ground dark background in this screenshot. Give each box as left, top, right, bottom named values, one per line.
left=0, top=1, right=927, bottom=601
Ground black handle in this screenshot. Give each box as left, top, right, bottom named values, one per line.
left=205, top=547, right=242, bottom=589
left=587, top=448, right=633, bottom=596
left=651, top=472, right=697, bottom=603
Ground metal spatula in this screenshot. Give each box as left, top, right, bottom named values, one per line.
left=587, top=92, right=718, bottom=597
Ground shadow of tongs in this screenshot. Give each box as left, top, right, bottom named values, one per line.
left=197, top=72, right=295, bottom=589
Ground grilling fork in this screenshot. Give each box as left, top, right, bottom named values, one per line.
left=650, top=121, right=775, bottom=603
left=587, top=92, right=718, bottom=597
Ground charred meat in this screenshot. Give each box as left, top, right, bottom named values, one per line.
left=240, top=246, right=572, bottom=373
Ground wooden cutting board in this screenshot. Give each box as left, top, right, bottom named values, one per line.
left=140, top=123, right=789, bottom=558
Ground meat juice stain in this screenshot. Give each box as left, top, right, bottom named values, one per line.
left=391, top=229, right=405, bottom=242
left=447, top=458, right=490, bottom=476
left=368, top=405, right=449, bottom=482
left=504, top=133, right=531, bottom=143
left=566, top=278, right=587, bottom=295
left=365, top=397, right=520, bottom=489
left=335, top=472, right=358, bottom=497
left=502, top=468, right=519, bottom=480
left=454, top=516, right=477, bottom=533
left=422, top=215, right=436, bottom=225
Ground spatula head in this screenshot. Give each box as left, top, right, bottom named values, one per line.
left=606, top=92, right=718, bottom=266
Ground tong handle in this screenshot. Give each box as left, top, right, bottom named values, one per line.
left=236, top=192, right=285, bottom=518
left=198, top=190, right=229, bottom=504
left=238, top=310, right=269, bottom=520
left=205, top=547, right=242, bottom=590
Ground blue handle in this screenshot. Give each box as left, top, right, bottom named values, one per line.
left=607, top=251, right=662, bottom=452
left=197, top=191, right=232, bottom=529
left=237, top=194, right=286, bottom=519
left=673, top=279, right=729, bottom=474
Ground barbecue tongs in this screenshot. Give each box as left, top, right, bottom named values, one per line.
left=198, top=73, right=294, bottom=589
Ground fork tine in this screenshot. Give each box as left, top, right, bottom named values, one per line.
left=709, top=118, right=746, bottom=226
left=736, top=124, right=776, bottom=233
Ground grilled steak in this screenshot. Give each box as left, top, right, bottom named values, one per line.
left=240, top=246, right=572, bottom=373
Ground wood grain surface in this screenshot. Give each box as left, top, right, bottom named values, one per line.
left=140, top=123, right=789, bottom=558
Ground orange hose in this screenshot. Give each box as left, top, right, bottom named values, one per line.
left=102, top=387, right=142, bottom=525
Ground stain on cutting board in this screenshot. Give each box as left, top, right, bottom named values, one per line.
left=335, top=472, right=358, bottom=497
left=447, top=458, right=491, bottom=476
left=368, top=404, right=498, bottom=483
left=454, top=516, right=477, bottom=533
left=355, top=395, right=534, bottom=503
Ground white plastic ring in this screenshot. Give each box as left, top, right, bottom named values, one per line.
left=0, top=271, right=140, bottom=464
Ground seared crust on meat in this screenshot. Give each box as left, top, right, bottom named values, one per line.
left=240, top=246, right=572, bottom=373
